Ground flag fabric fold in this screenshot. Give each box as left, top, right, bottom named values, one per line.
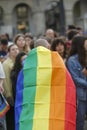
left=15, top=46, right=76, bottom=130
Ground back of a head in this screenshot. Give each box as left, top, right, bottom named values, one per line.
left=72, top=36, right=86, bottom=67
left=67, top=30, right=78, bottom=40
left=34, top=39, right=49, bottom=49
left=68, top=25, right=76, bottom=30
left=69, top=36, right=85, bottom=58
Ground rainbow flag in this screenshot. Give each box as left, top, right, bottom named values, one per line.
left=15, top=46, right=76, bottom=130
left=0, top=93, right=10, bottom=118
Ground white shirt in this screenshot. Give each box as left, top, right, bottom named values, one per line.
left=0, top=62, right=5, bottom=78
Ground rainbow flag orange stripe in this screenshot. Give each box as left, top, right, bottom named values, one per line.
left=15, top=46, right=76, bottom=130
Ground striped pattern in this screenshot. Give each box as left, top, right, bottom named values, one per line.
left=15, top=46, right=76, bottom=130
left=0, top=93, right=10, bottom=118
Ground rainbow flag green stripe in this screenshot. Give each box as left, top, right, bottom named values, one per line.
left=20, top=48, right=37, bottom=130
left=15, top=46, right=76, bottom=130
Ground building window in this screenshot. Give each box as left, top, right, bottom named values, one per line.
left=45, top=2, right=60, bottom=32
left=16, top=5, right=28, bottom=18
left=15, top=4, right=29, bottom=34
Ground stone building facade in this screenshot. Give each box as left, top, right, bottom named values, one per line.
left=0, top=0, right=87, bottom=38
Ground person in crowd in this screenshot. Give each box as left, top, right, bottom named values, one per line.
left=76, top=26, right=83, bottom=36
left=0, top=38, right=8, bottom=63
left=51, top=38, right=67, bottom=62
left=58, top=36, right=67, bottom=43
left=66, top=24, right=76, bottom=35
left=66, top=36, right=87, bottom=130
left=14, top=34, right=27, bottom=53
left=0, top=62, right=6, bottom=130
left=15, top=38, right=76, bottom=130
left=29, top=40, right=34, bottom=50
left=82, top=38, right=87, bottom=77
left=43, top=36, right=52, bottom=49
left=45, top=28, right=55, bottom=39
left=24, top=32, right=34, bottom=52
left=5, top=33, right=13, bottom=46
left=3, top=44, right=19, bottom=130
left=11, top=52, right=27, bottom=101
left=66, top=30, right=79, bottom=55
left=10, top=52, right=27, bottom=130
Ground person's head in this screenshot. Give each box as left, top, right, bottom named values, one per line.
left=66, top=25, right=76, bottom=34
left=68, top=36, right=79, bottom=57
left=34, top=39, right=50, bottom=49
left=68, top=35, right=86, bottom=57
left=12, top=52, right=27, bottom=73
left=68, top=25, right=76, bottom=30
left=8, top=44, right=19, bottom=59
left=77, top=36, right=87, bottom=67
left=51, top=38, right=66, bottom=58
left=30, top=40, right=34, bottom=49
left=0, top=38, right=8, bottom=52
left=5, top=33, right=10, bottom=41
left=44, top=37, right=52, bottom=45
left=14, top=34, right=25, bottom=51
left=46, top=29, right=55, bottom=39
left=67, top=30, right=79, bottom=41
left=76, top=26, right=83, bottom=35
left=58, top=36, right=67, bottom=43
left=24, top=33, right=33, bottom=47
left=68, top=36, right=87, bottom=67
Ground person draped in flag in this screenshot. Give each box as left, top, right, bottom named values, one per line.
left=15, top=39, right=76, bottom=130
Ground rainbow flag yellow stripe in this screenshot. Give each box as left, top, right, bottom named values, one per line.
left=15, top=46, right=76, bottom=130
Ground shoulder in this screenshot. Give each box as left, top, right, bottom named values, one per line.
left=3, top=58, right=13, bottom=66
left=68, top=55, right=78, bottom=63
left=67, top=55, right=78, bottom=68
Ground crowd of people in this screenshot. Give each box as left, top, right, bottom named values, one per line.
left=0, top=24, right=87, bottom=130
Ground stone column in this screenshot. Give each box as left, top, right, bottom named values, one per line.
left=80, top=0, right=87, bottom=31
left=64, top=9, right=74, bottom=26
left=2, top=9, right=13, bottom=38
left=32, top=11, right=46, bottom=36
left=63, top=0, right=76, bottom=27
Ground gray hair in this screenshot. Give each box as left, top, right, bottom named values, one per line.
left=34, top=39, right=49, bottom=49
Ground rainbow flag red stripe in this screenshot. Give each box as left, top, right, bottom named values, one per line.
left=0, top=93, right=10, bottom=118
left=15, top=46, right=76, bottom=130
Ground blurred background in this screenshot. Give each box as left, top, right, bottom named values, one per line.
left=0, top=0, right=87, bottom=39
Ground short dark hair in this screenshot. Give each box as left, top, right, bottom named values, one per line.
left=67, top=30, right=78, bottom=40
left=0, top=38, right=8, bottom=45
left=68, top=25, right=76, bottom=30
left=51, top=38, right=65, bottom=51
left=24, top=33, right=33, bottom=39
